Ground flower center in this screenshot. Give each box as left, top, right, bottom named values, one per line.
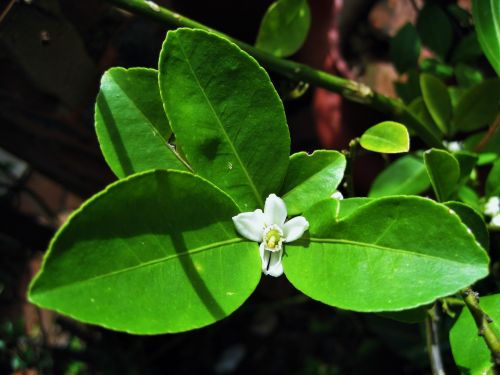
left=263, top=225, right=283, bottom=252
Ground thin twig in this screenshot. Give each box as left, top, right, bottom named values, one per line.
left=425, top=305, right=446, bottom=375
left=0, top=0, right=16, bottom=26
left=475, top=112, right=500, bottom=153
left=103, top=0, right=443, bottom=148
left=461, top=288, right=500, bottom=365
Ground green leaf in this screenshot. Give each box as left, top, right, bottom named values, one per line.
left=453, top=78, right=500, bottom=132
left=395, top=69, right=421, bottom=104
left=448, top=87, right=466, bottom=108
left=369, top=155, right=430, bottom=197
left=451, top=32, right=483, bottom=64
left=159, top=29, right=290, bottom=211
left=473, top=0, right=500, bottom=76
left=450, top=294, right=500, bottom=375
left=408, top=97, right=443, bottom=139
left=255, top=0, right=311, bottom=57
left=95, top=68, right=188, bottom=178
left=281, top=150, right=346, bottom=215
left=28, top=170, right=261, bottom=334
left=417, top=4, right=453, bottom=58
left=455, top=63, right=484, bottom=88
left=420, top=73, right=453, bottom=134
left=424, top=148, right=460, bottom=202
left=420, top=58, right=454, bottom=78
left=378, top=306, right=429, bottom=324
left=486, top=159, right=500, bottom=197
left=390, top=23, right=421, bottom=74
left=283, top=196, right=489, bottom=312
left=359, top=121, right=410, bottom=154
left=454, top=151, right=478, bottom=185
left=444, top=201, right=489, bottom=251
left=458, top=185, right=482, bottom=213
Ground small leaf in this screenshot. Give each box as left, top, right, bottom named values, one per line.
left=455, top=63, right=484, bottom=88
left=29, top=170, right=261, bottom=334
left=255, top=0, right=311, bottom=57
left=453, top=78, right=500, bottom=132
left=451, top=32, right=483, bottom=64
left=486, top=159, right=500, bottom=197
left=408, top=97, right=443, bottom=139
left=454, top=151, right=478, bottom=185
left=416, top=4, right=453, bottom=58
left=159, top=29, right=290, bottom=211
left=424, top=148, right=460, bottom=202
left=284, top=196, right=489, bottom=312
left=458, top=185, right=482, bottom=213
left=359, top=121, right=410, bottom=154
left=444, top=201, right=489, bottom=250
left=472, top=0, right=500, bottom=76
left=420, top=73, right=453, bottom=134
left=450, top=294, right=500, bottom=375
left=95, top=68, right=188, bottom=178
left=281, top=150, right=346, bottom=215
left=369, top=155, right=430, bottom=198
left=390, top=23, right=421, bottom=74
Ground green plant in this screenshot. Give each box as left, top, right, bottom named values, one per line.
left=27, top=0, right=500, bottom=373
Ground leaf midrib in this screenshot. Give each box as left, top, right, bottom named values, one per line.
left=174, top=34, right=264, bottom=207
left=283, top=156, right=343, bottom=198
left=300, top=237, right=475, bottom=265
left=110, top=74, right=190, bottom=170
left=33, top=237, right=245, bottom=295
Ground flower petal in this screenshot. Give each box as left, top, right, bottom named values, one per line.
left=265, top=250, right=283, bottom=277
left=232, top=209, right=265, bottom=241
left=283, top=216, right=309, bottom=242
left=264, top=194, right=287, bottom=226
left=259, top=242, right=268, bottom=271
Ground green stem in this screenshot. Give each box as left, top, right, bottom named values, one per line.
left=461, top=288, right=500, bottom=365
left=104, top=0, right=443, bottom=148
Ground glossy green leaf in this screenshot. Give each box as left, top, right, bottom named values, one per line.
left=450, top=294, right=500, bottom=375
left=29, top=170, right=261, bottom=334
left=95, top=68, right=188, bottom=178
left=359, top=121, right=410, bottom=154
left=458, top=185, right=483, bottom=213
left=453, top=78, right=500, bottom=132
left=408, top=97, right=443, bottom=139
left=390, top=23, right=421, bottom=74
left=159, top=29, right=290, bottom=211
left=424, top=148, right=460, bottom=202
left=283, top=196, right=489, bottom=311
left=473, top=0, right=500, bottom=76
left=369, top=155, right=430, bottom=197
left=417, top=4, right=453, bottom=58
left=420, top=74, right=452, bottom=134
left=281, top=150, right=346, bottom=215
left=486, top=159, right=500, bottom=196
left=444, top=201, right=489, bottom=250
left=255, top=0, right=311, bottom=57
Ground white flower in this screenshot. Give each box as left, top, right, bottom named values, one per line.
left=491, top=214, right=500, bottom=227
left=484, top=196, right=500, bottom=217
left=331, top=190, right=344, bottom=200
left=443, top=140, right=463, bottom=152
left=232, top=194, right=309, bottom=277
